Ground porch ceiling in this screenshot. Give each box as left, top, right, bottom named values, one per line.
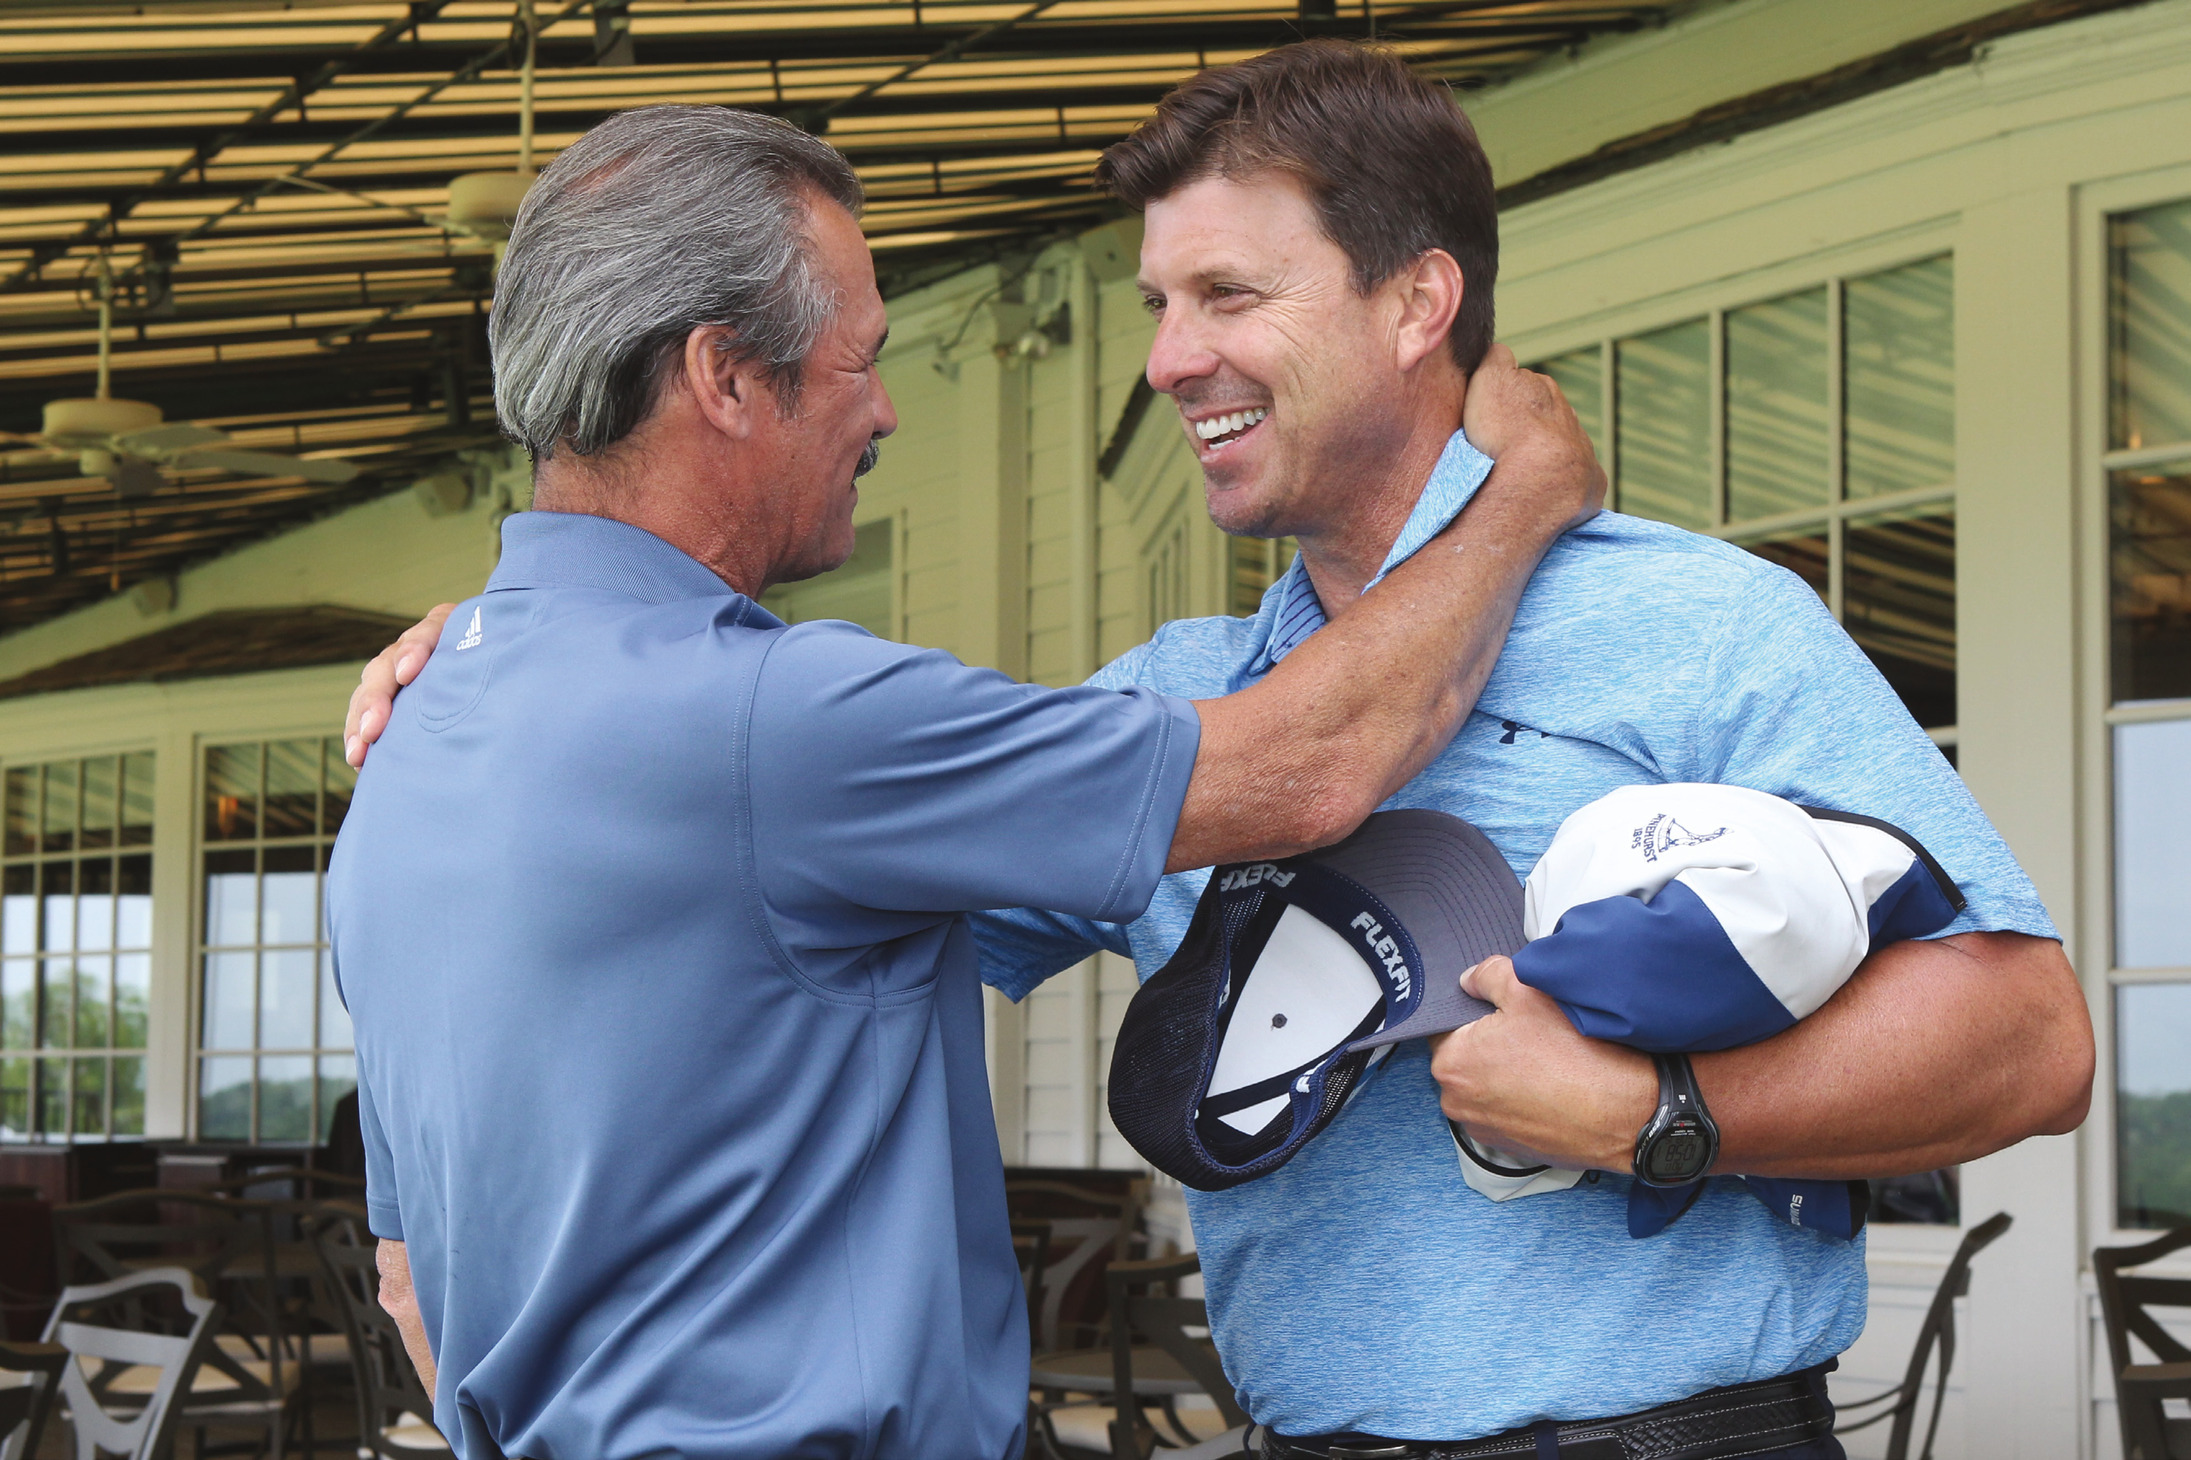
left=0, top=0, right=1685, bottom=637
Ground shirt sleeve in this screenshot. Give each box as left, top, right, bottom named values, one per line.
left=356, top=1061, right=403, bottom=1241
left=747, top=622, right=1200, bottom=931
left=970, top=908, right=1132, bottom=1001
left=1693, top=563, right=2058, bottom=942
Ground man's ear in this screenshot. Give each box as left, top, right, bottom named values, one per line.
left=1393, top=248, right=1464, bottom=375
left=682, top=323, right=768, bottom=441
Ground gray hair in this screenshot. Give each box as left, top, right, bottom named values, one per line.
left=490, top=105, right=864, bottom=460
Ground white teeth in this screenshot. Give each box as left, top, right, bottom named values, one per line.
left=1194, top=408, right=1268, bottom=444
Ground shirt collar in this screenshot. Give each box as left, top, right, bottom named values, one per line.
left=1249, top=429, right=1495, bottom=672
left=487, top=511, right=782, bottom=623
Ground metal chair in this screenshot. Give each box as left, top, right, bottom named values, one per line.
left=1014, top=1219, right=1053, bottom=1338
left=53, top=1189, right=312, bottom=1460
left=1834, top=1210, right=2012, bottom=1460
left=41, top=1266, right=222, bottom=1460
left=312, top=1207, right=448, bottom=1457
left=0, top=1337, right=67, bottom=1460
left=1007, top=1180, right=1143, bottom=1355
left=2094, top=1224, right=2191, bottom=1460
left=1105, top=1252, right=1246, bottom=1460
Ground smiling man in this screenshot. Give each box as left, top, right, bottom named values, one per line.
left=326, top=101, right=1603, bottom=1460
left=966, top=40, right=2094, bottom=1460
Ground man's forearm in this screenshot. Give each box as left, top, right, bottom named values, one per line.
left=1699, top=930, right=2093, bottom=1178
left=377, top=1239, right=438, bottom=1403
left=1433, top=931, right=2094, bottom=1179
left=1169, top=466, right=1575, bottom=871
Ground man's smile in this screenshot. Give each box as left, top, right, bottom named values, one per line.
left=1187, top=405, right=1270, bottom=457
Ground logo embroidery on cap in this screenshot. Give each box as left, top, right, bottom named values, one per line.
left=1219, top=863, right=1295, bottom=892
left=1348, top=913, right=1413, bottom=1001
left=1631, top=812, right=1727, bottom=862
left=454, top=607, right=484, bottom=651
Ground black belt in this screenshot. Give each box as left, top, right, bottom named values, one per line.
left=1262, top=1365, right=1835, bottom=1460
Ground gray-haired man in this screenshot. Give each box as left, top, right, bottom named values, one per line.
left=330, top=104, right=1601, bottom=1460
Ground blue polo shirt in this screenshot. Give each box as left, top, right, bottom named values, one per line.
left=976, top=430, right=2058, bottom=1440
left=328, top=511, right=1199, bottom=1460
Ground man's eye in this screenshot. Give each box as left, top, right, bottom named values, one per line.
left=1140, top=295, right=1165, bottom=317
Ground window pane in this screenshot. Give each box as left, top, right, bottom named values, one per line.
left=1844, top=506, right=1956, bottom=728
left=3, top=864, right=31, bottom=955
left=199, top=1056, right=252, bottom=1140
left=42, top=761, right=76, bottom=854
left=2111, top=464, right=2191, bottom=704
left=258, top=1055, right=314, bottom=1142
left=120, top=752, right=154, bottom=847
left=0, top=1057, right=26, bottom=1138
left=73, top=956, right=110, bottom=1049
left=204, top=743, right=259, bottom=842
left=263, top=740, right=318, bottom=839
left=1726, top=288, right=1830, bottom=521
left=39, top=959, right=71, bottom=1048
left=111, top=1055, right=144, bottom=1136
left=2118, top=982, right=2191, bottom=1228
left=760, top=518, right=895, bottom=639
left=1616, top=319, right=1713, bottom=529
left=1535, top=347, right=1606, bottom=469
left=3, top=767, right=34, bottom=858
left=319, top=950, right=352, bottom=1049
left=203, top=849, right=256, bottom=947
left=80, top=757, right=115, bottom=851
left=37, top=1057, right=64, bottom=1135
left=114, top=954, right=148, bottom=1049
left=1, top=959, right=29, bottom=1050
left=260, top=949, right=315, bottom=1050
left=318, top=1054, right=356, bottom=1144
left=323, top=742, right=355, bottom=836
left=77, top=858, right=112, bottom=953
left=71, top=1057, right=106, bottom=1136
left=2112, top=199, right=2191, bottom=452
left=1846, top=257, right=1954, bottom=499
left=203, top=952, right=255, bottom=1050
left=41, top=862, right=73, bottom=952
left=1739, top=532, right=1828, bottom=603
left=117, top=855, right=150, bottom=948
left=261, top=846, right=316, bottom=945
left=2116, top=718, right=2191, bottom=969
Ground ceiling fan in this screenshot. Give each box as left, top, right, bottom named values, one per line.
left=0, top=260, right=361, bottom=499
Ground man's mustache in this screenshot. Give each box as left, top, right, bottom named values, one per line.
left=856, top=438, right=881, bottom=479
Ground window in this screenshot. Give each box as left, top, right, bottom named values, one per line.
left=1, top=754, right=154, bottom=1141
left=1535, top=255, right=1958, bottom=737
left=1228, top=537, right=1298, bottom=617
left=196, top=739, right=355, bottom=1145
left=2106, top=198, right=2191, bottom=1228
left=760, top=517, right=897, bottom=638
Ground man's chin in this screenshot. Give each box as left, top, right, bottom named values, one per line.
left=1202, top=473, right=1288, bottom=540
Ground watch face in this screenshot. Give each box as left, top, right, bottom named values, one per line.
left=1644, top=1120, right=1711, bottom=1184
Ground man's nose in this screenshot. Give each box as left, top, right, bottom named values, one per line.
left=870, top=374, right=899, bottom=439
left=1145, top=306, right=1218, bottom=397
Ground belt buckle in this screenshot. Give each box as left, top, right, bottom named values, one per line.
left=1326, top=1445, right=1420, bottom=1460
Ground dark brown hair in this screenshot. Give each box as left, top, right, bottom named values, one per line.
left=1095, top=40, right=1497, bottom=372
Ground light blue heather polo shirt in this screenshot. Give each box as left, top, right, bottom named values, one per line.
left=976, top=430, right=2057, bottom=1441
left=328, top=512, right=1199, bottom=1460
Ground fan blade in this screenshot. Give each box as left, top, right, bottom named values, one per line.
left=117, top=423, right=228, bottom=453
left=105, top=459, right=167, bottom=499
left=181, top=448, right=361, bottom=483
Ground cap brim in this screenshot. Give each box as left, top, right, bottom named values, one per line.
left=1313, top=809, right=1522, bottom=1052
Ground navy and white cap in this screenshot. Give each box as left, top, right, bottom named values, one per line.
left=1106, top=809, right=1517, bottom=1192
left=1107, top=785, right=1965, bottom=1240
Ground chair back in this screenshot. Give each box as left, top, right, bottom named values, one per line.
left=1006, top=1179, right=1144, bottom=1353
left=2094, top=1224, right=2191, bottom=1460
left=0, top=1339, right=67, bottom=1460
left=40, top=1266, right=221, bottom=1460
left=1105, top=1252, right=1245, bottom=1460
left=312, top=1207, right=445, bottom=1457
left=52, top=1189, right=294, bottom=1408
left=1011, top=1220, right=1051, bottom=1338
left=1833, top=1210, right=2012, bottom=1460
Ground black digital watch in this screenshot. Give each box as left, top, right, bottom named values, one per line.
left=1633, top=1052, right=1719, bottom=1188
